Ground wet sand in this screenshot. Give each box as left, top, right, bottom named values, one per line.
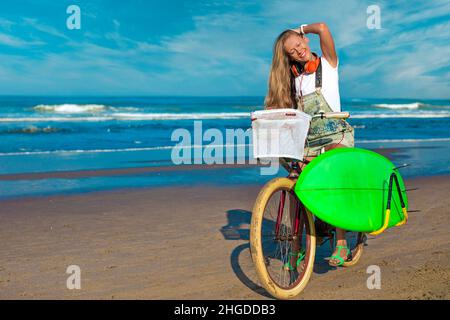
left=0, top=163, right=262, bottom=181
left=0, top=147, right=401, bottom=182
left=0, top=174, right=449, bottom=299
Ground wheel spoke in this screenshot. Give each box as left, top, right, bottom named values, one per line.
left=251, top=178, right=317, bottom=298
left=259, top=189, right=309, bottom=289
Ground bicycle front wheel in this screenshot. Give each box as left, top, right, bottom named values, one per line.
left=250, top=178, right=316, bottom=299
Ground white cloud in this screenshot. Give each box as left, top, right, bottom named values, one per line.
left=22, top=17, right=70, bottom=40
left=0, top=1, right=448, bottom=98
left=0, top=18, right=15, bottom=31
left=0, top=32, right=44, bottom=47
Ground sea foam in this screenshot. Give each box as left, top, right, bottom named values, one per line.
left=373, top=102, right=423, bottom=109
left=34, top=104, right=107, bottom=113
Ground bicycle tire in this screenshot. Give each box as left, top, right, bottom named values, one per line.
left=250, top=177, right=316, bottom=299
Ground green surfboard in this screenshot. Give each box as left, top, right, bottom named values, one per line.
left=294, top=148, right=408, bottom=233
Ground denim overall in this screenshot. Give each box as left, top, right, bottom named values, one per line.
left=295, top=59, right=354, bottom=157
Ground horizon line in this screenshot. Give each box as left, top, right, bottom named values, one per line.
left=0, top=95, right=449, bottom=101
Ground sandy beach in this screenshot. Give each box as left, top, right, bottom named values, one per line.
left=1, top=0, right=449, bottom=303
left=0, top=173, right=449, bottom=300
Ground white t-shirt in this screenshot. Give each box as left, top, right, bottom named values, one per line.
left=294, top=57, right=341, bottom=112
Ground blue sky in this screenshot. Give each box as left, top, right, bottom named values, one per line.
left=0, top=0, right=449, bottom=98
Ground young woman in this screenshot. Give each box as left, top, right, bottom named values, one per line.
left=265, top=22, right=355, bottom=267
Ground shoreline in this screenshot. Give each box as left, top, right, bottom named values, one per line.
left=1, top=168, right=449, bottom=202
left=0, top=147, right=408, bottom=182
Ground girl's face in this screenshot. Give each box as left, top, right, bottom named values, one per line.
left=283, top=34, right=311, bottom=63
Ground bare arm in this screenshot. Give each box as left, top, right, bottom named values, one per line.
left=302, top=23, right=338, bottom=68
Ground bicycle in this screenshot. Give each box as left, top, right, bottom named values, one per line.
left=250, top=111, right=366, bottom=300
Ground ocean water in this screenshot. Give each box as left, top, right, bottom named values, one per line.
left=0, top=96, right=449, bottom=199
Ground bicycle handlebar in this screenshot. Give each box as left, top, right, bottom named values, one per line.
left=312, top=111, right=350, bottom=119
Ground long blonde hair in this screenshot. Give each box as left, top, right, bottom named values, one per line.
left=264, top=30, right=298, bottom=109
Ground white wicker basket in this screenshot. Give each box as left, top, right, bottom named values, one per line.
left=251, top=108, right=311, bottom=160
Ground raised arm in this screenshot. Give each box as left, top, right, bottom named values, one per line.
left=298, top=22, right=338, bottom=68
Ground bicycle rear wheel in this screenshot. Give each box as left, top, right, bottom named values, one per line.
left=315, top=221, right=365, bottom=267
left=250, top=178, right=316, bottom=299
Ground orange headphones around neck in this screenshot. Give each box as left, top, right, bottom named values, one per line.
left=290, top=52, right=320, bottom=77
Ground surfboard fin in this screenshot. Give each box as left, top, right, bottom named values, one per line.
left=370, top=172, right=408, bottom=236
